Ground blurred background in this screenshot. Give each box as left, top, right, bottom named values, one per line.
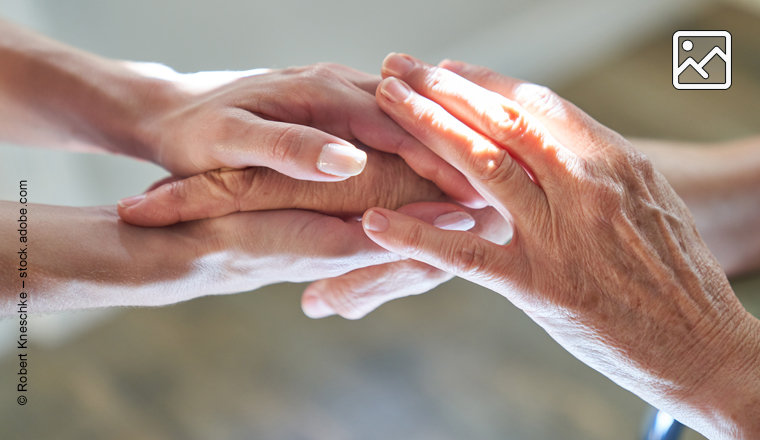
left=0, top=0, right=759, bottom=438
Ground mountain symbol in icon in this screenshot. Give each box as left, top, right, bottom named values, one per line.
left=676, top=46, right=728, bottom=79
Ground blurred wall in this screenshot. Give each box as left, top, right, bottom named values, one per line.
left=0, top=0, right=710, bottom=351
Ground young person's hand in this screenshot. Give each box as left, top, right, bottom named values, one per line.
left=124, top=62, right=484, bottom=207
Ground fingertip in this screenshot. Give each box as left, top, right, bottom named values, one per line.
left=433, top=211, right=476, bottom=231
left=316, top=143, right=367, bottom=179
left=301, top=287, right=336, bottom=319
left=362, top=209, right=390, bottom=233
left=117, top=193, right=146, bottom=209
left=379, top=77, right=412, bottom=103
left=381, top=52, right=414, bottom=78
left=458, top=196, right=490, bottom=210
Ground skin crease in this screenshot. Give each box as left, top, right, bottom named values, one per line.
left=359, top=54, right=760, bottom=440
left=299, top=136, right=760, bottom=320
left=118, top=143, right=447, bottom=226
left=0, top=20, right=502, bottom=315
left=0, top=19, right=483, bottom=204
left=0, top=198, right=498, bottom=316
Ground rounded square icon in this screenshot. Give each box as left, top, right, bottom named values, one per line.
left=673, top=30, right=731, bottom=90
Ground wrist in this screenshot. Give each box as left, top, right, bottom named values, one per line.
left=699, top=312, right=760, bottom=440
left=670, top=306, right=760, bottom=440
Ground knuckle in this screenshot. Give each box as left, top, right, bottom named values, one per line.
left=305, top=62, right=344, bottom=84
left=423, top=66, right=448, bottom=92
left=463, top=143, right=516, bottom=185
left=489, top=106, right=534, bottom=147
left=398, top=222, right=426, bottom=258
left=446, top=236, right=489, bottom=277
left=268, top=125, right=305, bottom=169
left=515, top=84, right=563, bottom=117
left=202, top=169, right=248, bottom=212
left=324, top=287, right=369, bottom=320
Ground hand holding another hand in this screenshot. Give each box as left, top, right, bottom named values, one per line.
left=358, top=54, right=760, bottom=439
left=127, top=62, right=484, bottom=207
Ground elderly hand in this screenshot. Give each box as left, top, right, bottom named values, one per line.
left=118, top=144, right=442, bottom=226
left=359, top=54, right=760, bottom=440
left=119, top=62, right=484, bottom=208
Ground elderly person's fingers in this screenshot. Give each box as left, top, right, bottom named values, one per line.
left=369, top=54, right=760, bottom=439
left=375, top=75, right=549, bottom=231
left=118, top=147, right=447, bottom=227
left=437, top=59, right=602, bottom=150
left=380, top=53, right=576, bottom=180
left=302, top=260, right=452, bottom=319
left=301, top=203, right=510, bottom=319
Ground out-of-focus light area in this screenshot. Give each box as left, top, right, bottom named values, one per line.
left=0, top=0, right=717, bottom=206
left=1, top=1, right=759, bottom=439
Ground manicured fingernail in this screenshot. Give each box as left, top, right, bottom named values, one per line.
left=317, top=143, right=367, bottom=177
left=433, top=211, right=476, bottom=231
left=363, top=210, right=389, bottom=233
left=117, top=194, right=146, bottom=208
left=382, top=52, right=414, bottom=77
left=302, top=293, right=335, bottom=319
left=380, top=77, right=411, bottom=103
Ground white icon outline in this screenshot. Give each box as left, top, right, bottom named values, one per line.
left=672, top=30, right=731, bottom=90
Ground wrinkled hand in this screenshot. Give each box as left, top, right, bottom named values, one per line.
left=118, top=144, right=445, bottom=226
left=358, top=54, right=760, bottom=439
left=177, top=202, right=473, bottom=299
left=300, top=204, right=509, bottom=319
left=126, top=62, right=483, bottom=207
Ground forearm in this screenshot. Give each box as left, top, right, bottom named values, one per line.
left=0, top=202, right=210, bottom=316
left=0, top=19, right=173, bottom=158
left=634, top=137, right=760, bottom=276
left=657, top=308, right=760, bottom=440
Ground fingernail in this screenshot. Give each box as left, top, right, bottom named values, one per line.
left=363, top=210, right=389, bottom=233
left=302, top=293, right=335, bottom=319
left=382, top=52, right=414, bottom=77
left=433, top=211, right=476, bottom=231
left=117, top=194, right=146, bottom=208
left=317, top=143, right=367, bottom=177
left=380, top=77, right=411, bottom=103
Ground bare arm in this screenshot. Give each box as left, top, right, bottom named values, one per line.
left=0, top=18, right=483, bottom=204
left=0, top=201, right=411, bottom=316
left=634, top=137, right=760, bottom=276
left=0, top=18, right=164, bottom=156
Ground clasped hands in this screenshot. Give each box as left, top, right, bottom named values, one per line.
left=115, top=53, right=759, bottom=438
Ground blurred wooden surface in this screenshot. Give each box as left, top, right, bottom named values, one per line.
left=1, top=3, right=759, bottom=440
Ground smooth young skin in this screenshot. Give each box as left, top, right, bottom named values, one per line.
left=360, top=54, right=760, bottom=439
left=0, top=19, right=483, bottom=206
left=0, top=200, right=482, bottom=315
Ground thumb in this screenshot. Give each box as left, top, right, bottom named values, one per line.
left=213, top=117, right=368, bottom=181
left=361, top=207, right=521, bottom=294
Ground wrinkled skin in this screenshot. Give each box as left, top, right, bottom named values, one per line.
left=359, top=54, right=760, bottom=440
left=119, top=143, right=446, bottom=226
left=133, top=62, right=482, bottom=204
